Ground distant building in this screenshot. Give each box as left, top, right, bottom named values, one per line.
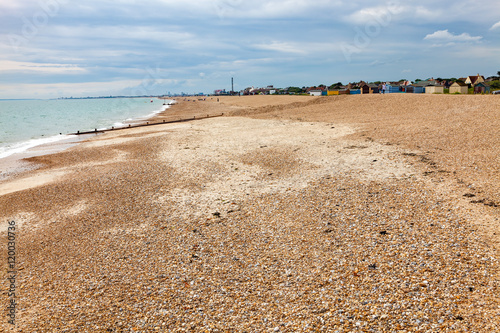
left=474, top=82, right=491, bottom=94
left=465, top=74, right=485, bottom=86
left=449, top=82, right=468, bottom=94
left=214, top=89, right=229, bottom=95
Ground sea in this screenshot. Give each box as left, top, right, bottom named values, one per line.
left=0, top=97, right=171, bottom=160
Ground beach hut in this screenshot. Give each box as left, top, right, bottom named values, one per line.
left=338, top=89, right=350, bottom=95
left=449, top=82, right=468, bottom=94
left=309, top=90, right=323, bottom=96
left=411, top=81, right=436, bottom=94
left=359, top=82, right=380, bottom=94
left=404, top=85, right=416, bottom=93
left=368, top=83, right=380, bottom=94
left=413, top=85, right=425, bottom=93
left=474, top=82, right=491, bottom=94
left=386, top=83, right=401, bottom=93
left=359, top=82, right=370, bottom=94
left=350, top=89, right=361, bottom=95
left=424, top=85, right=444, bottom=94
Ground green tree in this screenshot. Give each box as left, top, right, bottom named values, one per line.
left=490, top=80, right=500, bottom=89
left=329, top=82, right=343, bottom=89
left=287, top=87, right=303, bottom=94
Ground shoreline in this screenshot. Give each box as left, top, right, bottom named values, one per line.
left=0, top=94, right=499, bottom=331
left=0, top=96, right=250, bottom=188
left=0, top=98, right=178, bottom=183
left=0, top=98, right=176, bottom=182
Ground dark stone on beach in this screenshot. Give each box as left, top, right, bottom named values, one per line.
left=380, top=230, right=388, bottom=235
left=368, top=263, right=377, bottom=270
left=212, top=212, right=221, bottom=218
left=470, top=199, right=485, bottom=204
left=463, top=193, right=476, bottom=198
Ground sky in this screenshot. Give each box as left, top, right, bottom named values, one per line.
left=0, top=0, right=499, bottom=99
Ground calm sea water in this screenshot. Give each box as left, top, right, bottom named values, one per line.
left=0, top=98, right=170, bottom=159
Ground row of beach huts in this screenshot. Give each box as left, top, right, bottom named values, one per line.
left=308, top=74, right=493, bottom=96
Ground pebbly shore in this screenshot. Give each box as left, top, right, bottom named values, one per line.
left=0, top=95, right=499, bottom=332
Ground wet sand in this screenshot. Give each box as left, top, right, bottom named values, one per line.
left=0, top=94, right=499, bottom=331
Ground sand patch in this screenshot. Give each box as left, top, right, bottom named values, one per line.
left=60, top=201, right=89, bottom=217
left=0, top=212, right=38, bottom=233
left=157, top=117, right=416, bottom=220
left=79, top=128, right=173, bottom=148
left=0, top=170, right=69, bottom=196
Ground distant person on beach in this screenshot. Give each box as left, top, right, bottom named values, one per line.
left=382, top=83, right=386, bottom=94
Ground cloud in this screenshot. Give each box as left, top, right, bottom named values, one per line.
left=345, top=3, right=500, bottom=26
left=0, top=79, right=139, bottom=99
left=347, top=4, right=404, bottom=25
left=253, top=41, right=308, bottom=54
left=413, top=6, right=441, bottom=20
left=0, top=60, right=86, bottom=74
left=424, top=29, right=482, bottom=42
left=490, top=21, right=500, bottom=30
left=2, top=1, right=500, bottom=98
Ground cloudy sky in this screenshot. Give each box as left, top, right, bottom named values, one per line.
left=1, top=0, right=499, bottom=99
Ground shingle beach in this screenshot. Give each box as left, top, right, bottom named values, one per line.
left=1, top=94, right=499, bottom=332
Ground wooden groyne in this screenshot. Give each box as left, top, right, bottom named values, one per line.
left=71, top=113, right=224, bottom=135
